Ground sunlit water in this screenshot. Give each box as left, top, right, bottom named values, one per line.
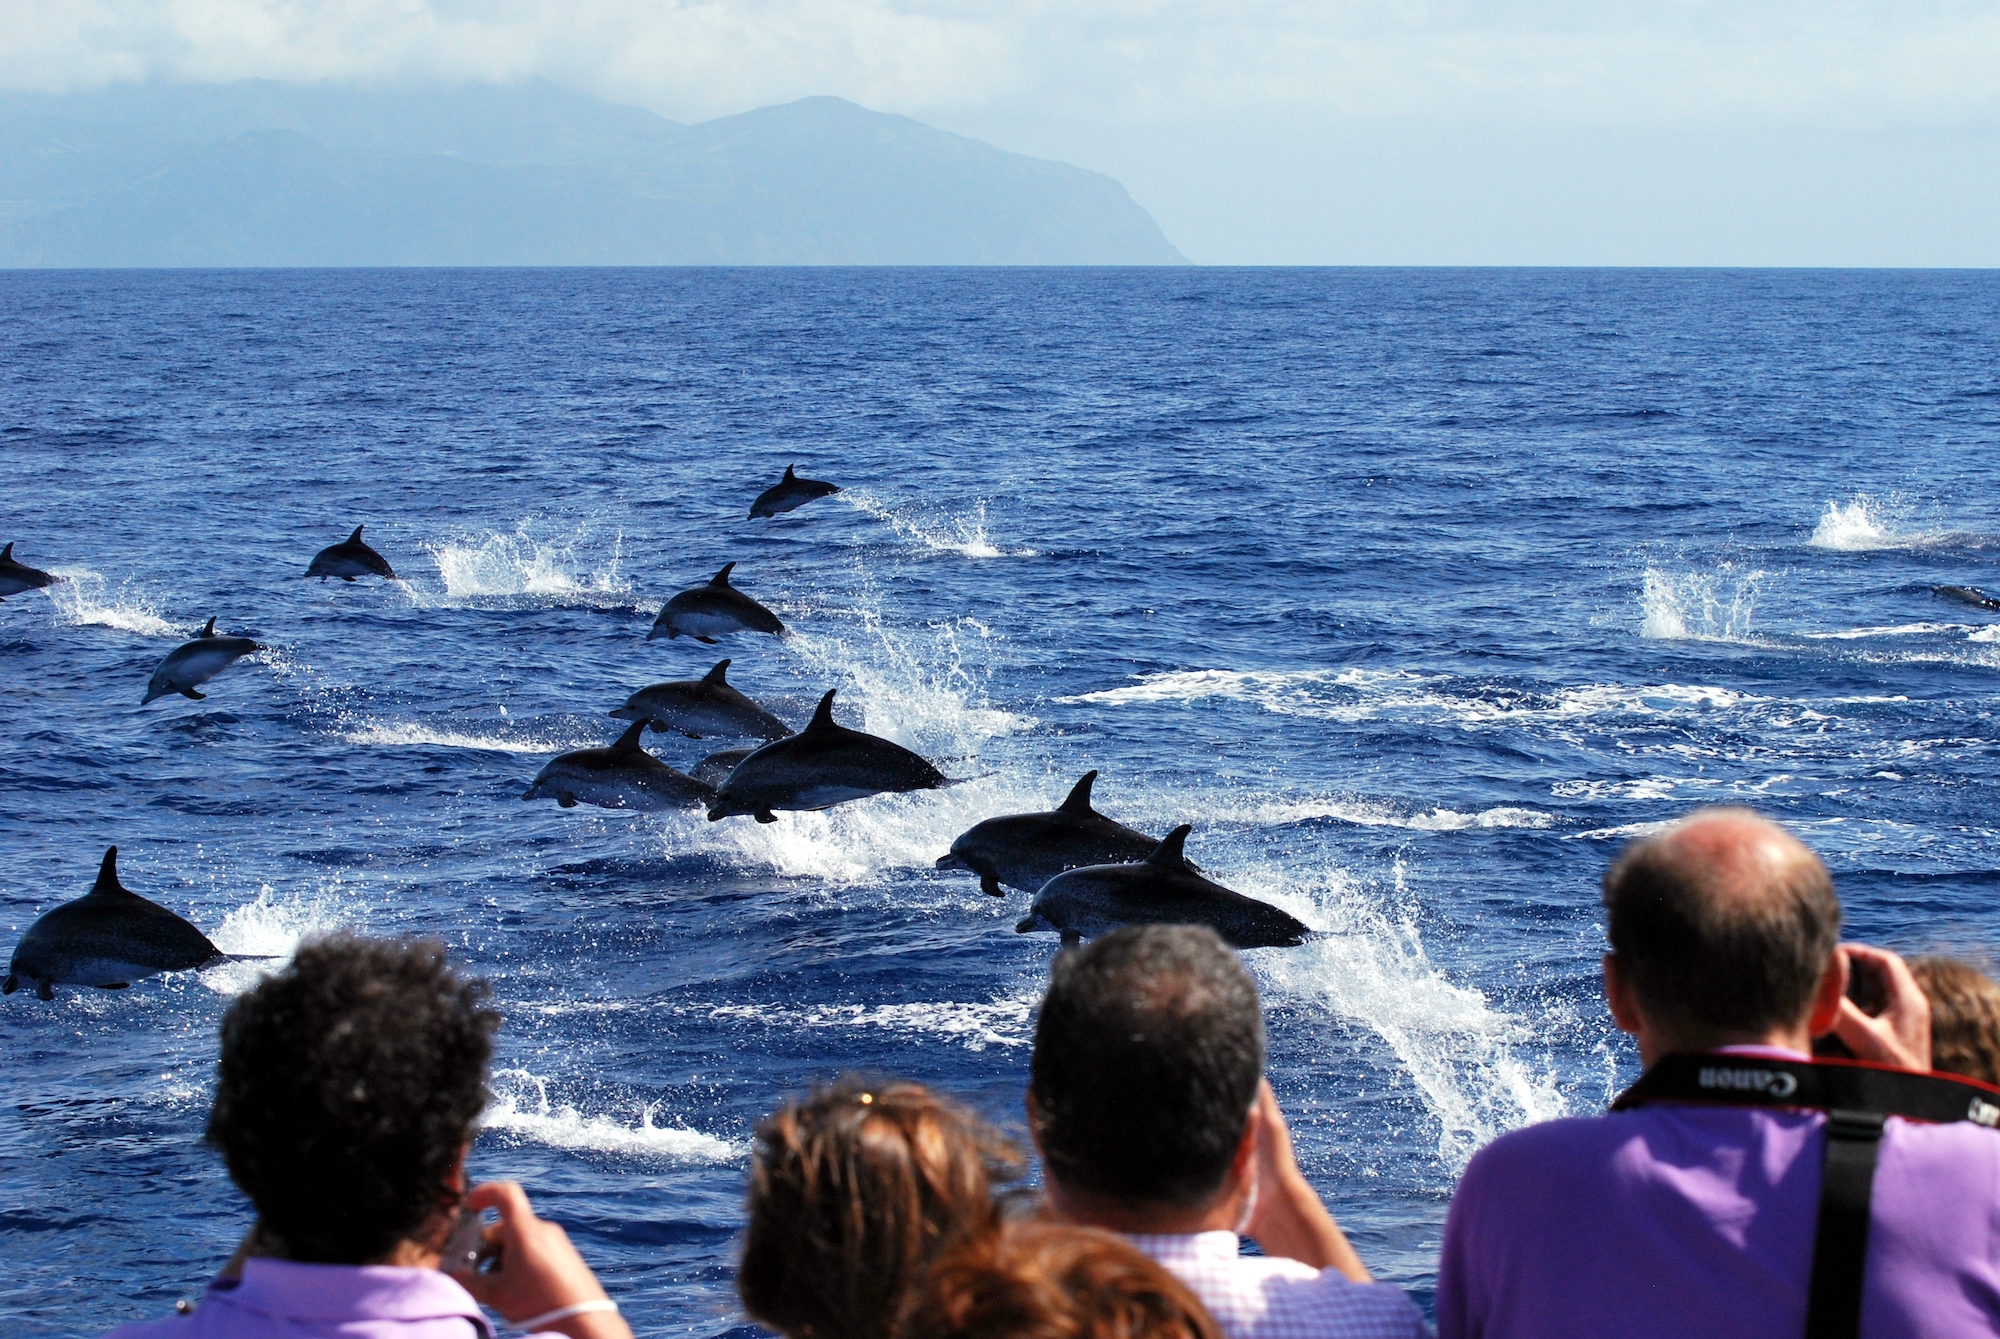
left=3, top=269, right=1998, bottom=1333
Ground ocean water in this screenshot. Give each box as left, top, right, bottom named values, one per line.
left=3, top=267, right=1999, bottom=1333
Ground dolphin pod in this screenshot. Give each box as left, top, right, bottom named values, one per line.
left=141, top=617, right=264, bottom=704
left=649, top=563, right=787, bottom=644
left=0, top=542, right=63, bottom=601
left=938, top=771, right=1170, bottom=898
left=611, top=660, right=793, bottom=741
left=522, top=720, right=716, bottom=812
left=308, top=525, right=399, bottom=582
left=1018, top=825, right=1311, bottom=950
left=708, top=689, right=949, bottom=823
left=749, top=465, right=841, bottom=519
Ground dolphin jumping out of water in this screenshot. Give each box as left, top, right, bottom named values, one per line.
left=522, top=720, right=716, bottom=812
left=307, top=526, right=398, bottom=582
left=708, top=689, right=949, bottom=822
left=1936, top=584, right=2000, bottom=612
left=1017, top=826, right=1311, bottom=950
left=141, top=617, right=264, bottom=704
left=610, top=660, right=793, bottom=740
left=691, top=747, right=758, bottom=789
left=0, top=542, right=63, bottom=601
left=749, top=465, right=841, bottom=519
left=648, top=563, right=786, bottom=643
left=4, top=847, right=258, bottom=1000
left=938, top=771, right=1173, bottom=897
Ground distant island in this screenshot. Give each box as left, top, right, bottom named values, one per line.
left=0, top=81, right=1186, bottom=267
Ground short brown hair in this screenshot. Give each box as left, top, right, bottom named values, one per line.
left=900, top=1220, right=1221, bottom=1339
left=739, top=1076, right=1022, bottom=1339
left=1601, top=808, right=1840, bottom=1039
left=1912, top=956, right=2000, bottom=1087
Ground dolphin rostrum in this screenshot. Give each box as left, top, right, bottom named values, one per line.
left=4, top=847, right=254, bottom=1000
left=307, top=526, right=398, bottom=582
left=522, top=720, right=716, bottom=812
left=690, top=747, right=758, bottom=789
left=707, top=689, right=949, bottom=822
left=0, top=542, right=63, bottom=601
left=749, top=465, right=841, bottom=519
left=141, top=617, right=264, bottom=705
left=938, top=771, right=1172, bottom=897
left=648, top=563, right=786, bottom=644
left=610, top=660, right=793, bottom=741
left=1017, top=826, right=1311, bottom=950
left=1936, top=584, right=2000, bottom=613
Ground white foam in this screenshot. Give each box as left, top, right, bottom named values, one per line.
left=1233, top=797, right=1558, bottom=832
left=409, top=523, right=631, bottom=606
left=484, top=1070, right=740, bottom=1162
left=42, top=569, right=182, bottom=637
left=706, top=992, right=1037, bottom=1052
left=842, top=491, right=1035, bottom=559
left=1805, top=622, right=1965, bottom=640
left=1807, top=494, right=1952, bottom=552
left=342, top=720, right=592, bottom=755
left=199, top=887, right=351, bottom=995
left=1971, top=626, right=2000, bottom=643
left=1640, top=563, right=1767, bottom=641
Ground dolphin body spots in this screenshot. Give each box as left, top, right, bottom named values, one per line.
left=5, top=847, right=234, bottom=1000
left=1936, top=584, right=2000, bottom=612
left=1018, top=826, right=1311, bottom=950
left=749, top=465, right=841, bottom=519
left=522, top=720, right=715, bottom=812
left=610, top=660, right=793, bottom=740
left=938, top=771, right=1167, bottom=897
left=308, top=526, right=398, bottom=582
left=0, top=542, right=62, bottom=601
left=691, top=747, right=758, bottom=789
left=708, top=689, right=948, bottom=822
left=648, top=563, right=786, bottom=643
left=142, top=617, right=263, bottom=704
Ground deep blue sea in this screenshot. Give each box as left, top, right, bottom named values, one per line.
left=4, top=268, right=1999, bottom=1335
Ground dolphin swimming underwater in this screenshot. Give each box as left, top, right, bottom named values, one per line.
left=691, top=747, right=758, bottom=789
left=610, top=660, right=793, bottom=740
left=522, top=720, right=716, bottom=812
left=1936, top=584, right=2000, bottom=612
left=648, top=563, right=786, bottom=643
left=749, top=465, right=841, bottom=519
left=4, top=847, right=257, bottom=1001
left=938, top=771, right=1171, bottom=897
left=307, top=526, right=398, bottom=582
left=707, top=689, right=949, bottom=822
left=0, top=542, right=63, bottom=601
left=1018, top=826, right=1311, bottom=950
left=141, top=617, right=264, bottom=704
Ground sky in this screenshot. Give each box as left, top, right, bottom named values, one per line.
left=9, top=1, right=2000, bottom=265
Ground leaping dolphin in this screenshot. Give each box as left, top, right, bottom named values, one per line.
left=648, top=563, right=786, bottom=643
left=749, top=465, right=841, bottom=519
left=1936, top=584, right=2000, bottom=612
left=4, top=847, right=260, bottom=1000
left=691, top=747, right=758, bottom=789
left=610, top=660, right=793, bottom=741
left=522, top=720, right=716, bottom=812
left=0, top=542, right=63, bottom=601
left=1018, top=826, right=1311, bottom=950
left=307, top=526, right=398, bottom=582
left=938, top=771, right=1171, bottom=897
left=707, top=689, right=949, bottom=823
left=141, top=617, right=264, bottom=704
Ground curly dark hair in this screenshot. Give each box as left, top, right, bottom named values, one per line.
left=205, top=933, right=500, bottom=1264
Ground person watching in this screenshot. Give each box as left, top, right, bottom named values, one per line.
left=1435, top=807, right=2000, bottom=1339
left=738, top=1075, right=1023, bottom=1339
left=1911, top=955, right=2000, bottom=1088
left=103, top=933, right=629, bottom=1339
left=1028, top=925, right=1428, bottom=1339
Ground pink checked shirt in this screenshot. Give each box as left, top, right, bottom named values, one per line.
left=1128, top=1231, right=1432, bottom=1339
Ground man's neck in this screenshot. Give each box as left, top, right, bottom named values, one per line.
left=1638, top=1023, right=1812, bottom=1069
left=1043, top=1178, right=1238, bottom=1237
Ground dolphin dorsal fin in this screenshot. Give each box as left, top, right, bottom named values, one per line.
left=348, top=525, right=364, bottom=543
left=198, top=616, right=217, bottom=638
left=783, top=465, right=796, bottom=481
left=806, top=689, right=839, bottom=733
left=91, top=846, right=133, bottom=898
left=611, top=719, right=649, bottom=752
left=1, top=542, right=11, bottom=561
left=1059, top=770, right=1100, bottom=815
left=711, top=562, right=737, bottom=586
left=1146, top=825, right=1193, bottom=870
left=704, top=660, right=732, bottom=685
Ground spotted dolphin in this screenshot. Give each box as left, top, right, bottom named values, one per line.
left=1936, top=584, right=2000, bottom=613
left=938, top=771, right=1170, bottom=897
left=648, top=563, right=786, bottom=643
left=610, top=660, right=793, bottom=741
left=691, top=747, right=759, bottom=789
left=4, top=847, right=253, bottom=1001
left=307, top=526, right=398, bottom=582
left=1017, top=826, right=1311, bottom=950
left=0, top=542, right=63, bottom=601
left=749, top=465, right=841, bottom=519
left=522, top=720, right=716, bottom=812
left=141, top=617, right=264, bottom=704
left=707, top=689, right=949, bottom=822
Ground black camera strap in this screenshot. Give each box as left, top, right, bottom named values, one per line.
left=1613, top=1054, right=2000, bottom=1339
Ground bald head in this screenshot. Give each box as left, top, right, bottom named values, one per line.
left=1602, top=808, right=1840, bottom=1046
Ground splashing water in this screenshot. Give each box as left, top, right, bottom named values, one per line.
left=1639, top=563, right=1768, bottom=641
left=841, top=491, right=1033, bottom=559
left=414, top=523, right=632, bottom=606
left=199, top=886, right=353, bottom=995
left=42, top=569, right=183, bottom=637
left=484, top=1070, right=740, bottom=1163
left=1807, top=494, right=1949, bottom=552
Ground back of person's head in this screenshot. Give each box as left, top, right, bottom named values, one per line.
left=1602, top=807, right=1840, bottom=1044
left=206, top=932, right=499, bottom=1264
left=1029, top=925, right=1263, bottom=1212
left=1912, top=955, right=2000, bottom=1087
left=901, top=1220, right=1221, bottom=1339
left=739, top=1076, right=1022, bottom=1339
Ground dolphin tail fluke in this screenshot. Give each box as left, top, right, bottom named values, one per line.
left=807, top=689, right=839, bottom=732
left=704, top=659, right=731, bottom=684
left=1147, top=824, right=1194, bottom=869
left=710, top=562, right=737, bottom=586
left=199, top=616, right=217, bottom=637
left=181, top=688, right=206, bottom=700
left=92, top=846, right=128, bottom=897
left=610, top=719, right=649, bottom=752
left=1059, top=770, right=1100, bottom=815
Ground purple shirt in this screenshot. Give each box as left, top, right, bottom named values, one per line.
left=1437, top=1047, right=2000, bottom=1339
left=101, top=1259, right=551, bottom=1339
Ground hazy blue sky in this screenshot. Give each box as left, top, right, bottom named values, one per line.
left=10, top=2, right=1999, bottom=264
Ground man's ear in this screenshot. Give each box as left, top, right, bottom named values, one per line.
left=1807, top=949, right=1850, bottom=1038
left=1024, top=1089, right=1045, bottom=1157
left=1603, top=952, right=1644, bottom=1035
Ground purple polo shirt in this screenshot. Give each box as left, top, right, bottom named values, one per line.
left=101, top=1258, right=554, bottom=1339
left=1436, top=1046, right=2000, bottom=1338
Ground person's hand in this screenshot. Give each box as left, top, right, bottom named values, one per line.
left=1832, top=944, right=1932, bottom=1072
left=1242, top=1080, right=1373, bottom=1283
left=448, top=1181, right=631, bottom=1339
